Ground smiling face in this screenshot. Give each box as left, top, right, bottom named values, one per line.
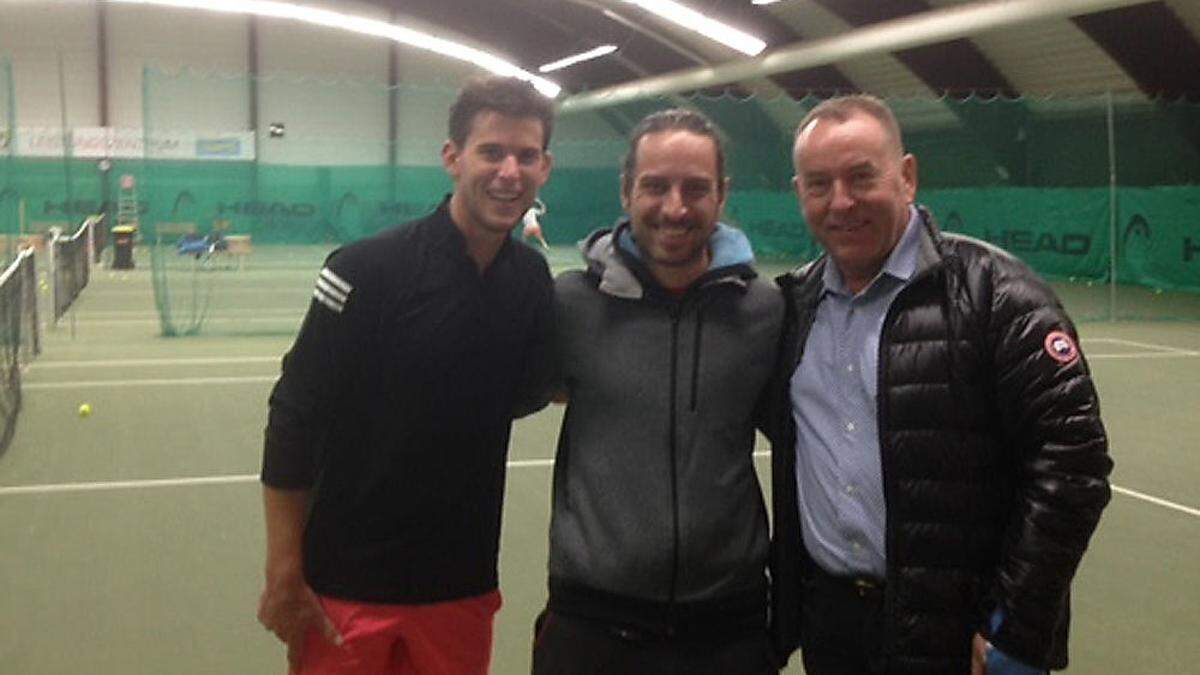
left=622, top=129, right=726, bottom=288
left=443, top=110, right=552, bottom=242
left=792, top=111, right=917, bottom=293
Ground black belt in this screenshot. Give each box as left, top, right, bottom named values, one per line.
left=548, top=578, right=767, bottom=640
left=807, top=564, right=885, bottom=600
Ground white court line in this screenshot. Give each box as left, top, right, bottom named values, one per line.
left=1112, top=486, right=1200, bottom=518
left=24, top=350, right=1194, bottom=386
left=72, top=309, right=302, bottom=318
left=1086, top=337, right=1199, bottom=355
left=86, top=288, right=309, bottom=297
left=0, top=474, right=259, bottom=495
left=1088, top=351, right=1200, bottom=360
left=25, top=375, right=278, bottom=390
left=23, top=348, right=1195, bottom=369
left=2, top=455, right=1197, bottom=522
left=0, top=455, right=763, bottom=497
left=29, top=356, right=282, bottom=369
left=66, top=317, right=302, bottom=327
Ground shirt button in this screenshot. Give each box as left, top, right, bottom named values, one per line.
left=846, top=422, right=856, bottom=432
left=845, top=484, right=855, bottom=494
left=846, top=364, right=855, bottom=373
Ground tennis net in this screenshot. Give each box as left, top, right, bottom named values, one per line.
left=0, top=246, right=40, bottom=456
left=51, top=215, right=99, bottom=323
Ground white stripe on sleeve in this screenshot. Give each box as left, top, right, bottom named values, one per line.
left=315, top=277, right=348, bottom=304
left=319, top=267, right=353, bottom=295
left=313, top=287, right=345, bottom=313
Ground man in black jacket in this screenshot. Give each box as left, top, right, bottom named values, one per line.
left=768, top=94, right=1112, bottom=675
left=256, top=76, right=555, bottom=675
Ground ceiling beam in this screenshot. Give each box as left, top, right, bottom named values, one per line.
left=1073, top=1, right=1200, bottom=100
left=812, top=0, right=1015, bottom=97
left=561, top=0, right=1152, bottom=112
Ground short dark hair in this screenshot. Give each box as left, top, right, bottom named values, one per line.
left=622, top=109, right=726, bottom=197
left=794, top=94, right=904, bottom=158
left=447, top=76, right=555, bottom=150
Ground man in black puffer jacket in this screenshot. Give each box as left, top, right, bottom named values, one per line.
left=766, top=95, right=1112, bottom=675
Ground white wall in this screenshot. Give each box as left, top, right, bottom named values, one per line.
left=0, top=0, right=100, bottom=128
left=256, top=1, right=389, bottom=165
left=0, top=0, right=533, bottom=166
left=108, top=1, right=249, bottom=131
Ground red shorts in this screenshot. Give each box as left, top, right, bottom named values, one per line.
left=292, top=590, right=503, bottom=675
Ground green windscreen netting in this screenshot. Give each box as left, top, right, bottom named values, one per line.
left=6, top=66, right=1199, bottom=335
left=1, top=58, right=17, bottom=266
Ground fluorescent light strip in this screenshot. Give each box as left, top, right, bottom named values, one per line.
left=619, top=0, right=766, bottom=56
left=110, top=0, right=561, bottom=97
left=539, top=45, right=618, bottom=73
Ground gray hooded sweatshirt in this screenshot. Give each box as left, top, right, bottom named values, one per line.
left=547, top=220, right=784, bottom=635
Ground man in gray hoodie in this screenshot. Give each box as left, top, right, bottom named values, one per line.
left=532, top=109, right=783, bottom=674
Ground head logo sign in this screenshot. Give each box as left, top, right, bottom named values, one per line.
left=943, top=211, right=965, bottom=233
left=1044, top=331, right=1079, bottom=365
left=1122, top=214, right=1151, bottom=249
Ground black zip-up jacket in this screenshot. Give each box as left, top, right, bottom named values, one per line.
left=261, top=198, right=555, bottom=603
left=547, top=223, right=783, bottom=638
left=765, top=207, right=1112, bottom=673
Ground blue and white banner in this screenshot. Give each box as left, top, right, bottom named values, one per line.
left=0, top=126, right=256, bottom=161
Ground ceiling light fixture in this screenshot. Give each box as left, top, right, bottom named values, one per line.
left=618, top=0, right=766, bottom=56
left=751, top=0, right=782, bottom=6
left=538, top=45, right=619, bottom=73
left=109, top=0, right=562, bottom=97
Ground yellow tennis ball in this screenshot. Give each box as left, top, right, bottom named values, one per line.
left=78, top=403, right=92, bottom=418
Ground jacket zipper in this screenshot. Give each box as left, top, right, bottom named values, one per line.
left=689, top=303, right=705, bottom=411
left=873, top=265, right=943, bottom=660
left=667, top=305, right=683, bottom=624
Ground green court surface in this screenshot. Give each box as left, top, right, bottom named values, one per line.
left=1, top=248, right=1198, bottom=674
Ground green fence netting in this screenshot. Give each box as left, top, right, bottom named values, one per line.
left=5, top=66, right=1198, bottom=333
left=1, top=58, right=17, bottom=266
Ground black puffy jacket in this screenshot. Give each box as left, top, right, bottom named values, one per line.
left=766, top=207, right=1112, bottom=673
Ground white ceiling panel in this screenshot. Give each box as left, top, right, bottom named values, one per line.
left=766, top=0, right=939, bottom=97
left=925, top=0, right=1140, bottom=96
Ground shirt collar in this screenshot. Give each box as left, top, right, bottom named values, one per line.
left=821, top=205, right=921, bottom=297
left=434, top=193, right=514, bottom=266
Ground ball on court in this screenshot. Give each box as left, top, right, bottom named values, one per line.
left=78, top=403, right=92, bottom=418
left=1154, top=288, right=1163, bottom=295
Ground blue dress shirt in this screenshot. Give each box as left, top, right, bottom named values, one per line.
left=789, top=207, right=921, bottom=578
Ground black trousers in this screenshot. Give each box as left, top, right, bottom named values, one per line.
left=531, top=609, right=777, bottom=675
left=799, top=568, right=887, bottom=675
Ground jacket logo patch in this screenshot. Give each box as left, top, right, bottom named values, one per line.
left=1043, top=330, right=1079, bottom=365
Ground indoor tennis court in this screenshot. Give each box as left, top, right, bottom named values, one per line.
left=1, top=247, right=1197, bottom=673
left=3, top=1, right=1200, bottom=674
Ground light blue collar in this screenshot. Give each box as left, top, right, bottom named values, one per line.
left=822, top=206, right=921, bottom=296
left=616, top=221, right=755, bottom=270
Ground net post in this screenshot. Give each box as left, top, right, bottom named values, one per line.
left=1106, top=90, right=1118, bottom=322
left=47, top=226, right=59, bottom=328
left=86, top=213, right=98, bottom=272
